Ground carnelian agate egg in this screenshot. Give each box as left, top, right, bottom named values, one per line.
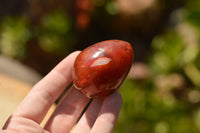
left=72, top=40, right=134, bottom=98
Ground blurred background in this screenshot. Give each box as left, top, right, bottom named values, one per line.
left=0, top=0, right=200, bottom=132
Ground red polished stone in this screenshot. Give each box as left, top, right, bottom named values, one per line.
left=72, top=40, right=134, bottom=98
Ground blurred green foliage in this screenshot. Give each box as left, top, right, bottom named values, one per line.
left=0, top=0, right=200, bottom=132
left=0, top=17, right=31, bottom=58
left=114, top=0, right=200, bottom=132
left=0, top=11, right=76, bottom=58
left=38, top=11, right=76, bottom=55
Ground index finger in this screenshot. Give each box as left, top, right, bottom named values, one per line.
left=12, top=51, right=81, bottom=124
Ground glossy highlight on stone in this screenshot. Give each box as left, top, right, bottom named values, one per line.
left=72, top=40, right=134, bottom=98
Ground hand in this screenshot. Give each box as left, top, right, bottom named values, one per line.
left=1, top=51, right=122, bottom=133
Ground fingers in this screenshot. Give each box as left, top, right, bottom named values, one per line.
left=3, top=117, right=47, bottom=133
left=12, top=51, right=81, bottom=124
left=44, top=89, right=122, bottom=133
left=90, top=92, right=122, bottom=133
left=44, top=86, right=90, bottom=133
left=3, top=49, right=123, bottom=133
left=70, top=92, right=122, bottom=133
left=71, top=98, right=103, bottom=133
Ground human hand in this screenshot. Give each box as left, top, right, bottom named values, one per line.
left=1, top=51, right=122, bottom=133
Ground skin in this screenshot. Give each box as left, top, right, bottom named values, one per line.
left=1, top=51, right=122, bottom=133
